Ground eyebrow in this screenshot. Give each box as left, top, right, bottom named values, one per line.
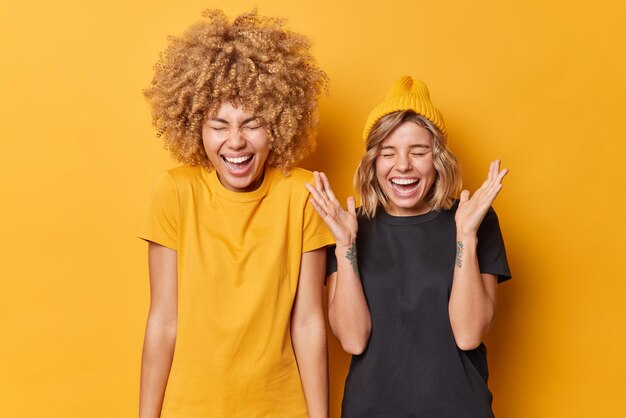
left=380, top=144, right=431, bottom=150
left=208, top=117, right=260, bottom=125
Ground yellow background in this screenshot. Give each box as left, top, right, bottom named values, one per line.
left=1, top=0, right=625, bottom=417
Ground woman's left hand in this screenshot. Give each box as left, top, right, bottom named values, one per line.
left=455, top=160, right=508, bottom=238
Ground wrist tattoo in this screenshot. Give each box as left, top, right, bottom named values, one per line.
left=345, top=242, right=361, bottom=280
left=455, top=241, right=463, bottom=268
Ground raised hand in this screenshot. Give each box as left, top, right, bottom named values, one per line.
left=305, top=171, right=358, bottom=248
left=455, top=160, right=508, bottom=238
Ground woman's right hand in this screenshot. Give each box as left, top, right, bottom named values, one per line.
left=305, top=171, right=358, bottom=248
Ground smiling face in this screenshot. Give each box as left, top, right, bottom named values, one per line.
left=202, top=102, right=270, bottom=192
left=375, top=121, right=437, bottom=216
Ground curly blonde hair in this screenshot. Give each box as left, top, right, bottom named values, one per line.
left=355, top=111, right=462, bottom=218
left=144, top=9, right=328, bottom=170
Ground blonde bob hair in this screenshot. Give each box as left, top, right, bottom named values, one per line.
left=144, top=9, right=328, bottom=171
left=355, top=110, right=461, bottom=218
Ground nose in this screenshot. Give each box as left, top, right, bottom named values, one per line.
left=396, top=153, right=411, bottom=172
left=226, top=129, right=246, bottom=150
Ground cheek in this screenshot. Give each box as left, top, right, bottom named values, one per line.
left=201, top=134, right=222, bottom=161
left=249, top=132, right=270, bottom=153
left=423, top=162, right=438, bottom=189
left=374, top=160, right=384, bottom=180
left=258, top=140, right=270, bottom=155
left=374, top=160, right=391, bottom=187
left=375, top=157, right=389, bottom=174
left=201, top=128, right=211, bottom=149
left=418, top=156, right=436, bottom=176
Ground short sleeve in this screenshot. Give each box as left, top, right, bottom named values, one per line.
left=302, top=197, right=335, bottom=253
left=325, top=245, right=338, bottom=277
left=477, top=207, right=511, bottom=283
left=138, top=172, right=179, bottom=250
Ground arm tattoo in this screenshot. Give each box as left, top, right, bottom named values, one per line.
left=345, top=242, right=361, bottom=280
left=455, top=241, right=463, bottom=268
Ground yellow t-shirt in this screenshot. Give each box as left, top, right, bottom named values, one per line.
left=139, top=165, right=334, bottom=418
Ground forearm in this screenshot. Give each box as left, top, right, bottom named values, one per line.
left=448, top=235, right=495, bottom=350
left=139, top=314, right=177, bottom=418
left=291, top=320, right=328, bottom=418
left=328, top=244, right=371, bottom=354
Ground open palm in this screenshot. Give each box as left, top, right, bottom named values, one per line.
left=305, top=171, right=358, bottom=247
left=455, top=160, right=508, bottom=237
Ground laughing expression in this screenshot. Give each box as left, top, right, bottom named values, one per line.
left=202, top=102, right=270, bottom=192
left=375, top=121, right=437, bottom=216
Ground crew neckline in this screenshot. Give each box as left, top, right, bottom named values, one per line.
left=205, top=167, right=273, bottom=202
left=376, top=208, right=441, bottom=225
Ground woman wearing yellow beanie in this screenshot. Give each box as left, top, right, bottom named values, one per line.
left=307, top=76, right=511, bottom=417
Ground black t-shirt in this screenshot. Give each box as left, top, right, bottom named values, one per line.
left=327, top=203, right=511, bottom=418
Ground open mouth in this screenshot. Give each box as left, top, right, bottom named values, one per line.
left=221, top=154, right=254, bottom=174
left=390, top=177, right=420, bottom=195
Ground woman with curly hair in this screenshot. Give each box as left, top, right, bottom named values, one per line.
left=307, top=76, right=511, bottom=417
left=138, top=10, right=332, bottom=418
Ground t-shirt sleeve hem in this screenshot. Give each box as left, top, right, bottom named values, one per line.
left=302, top=233, right=335, bottom=253
left=480, top=269, right=512, bottom=284
left=137, top=233, right=178, bottom=251
left=496, top=274, right=512, bottom=284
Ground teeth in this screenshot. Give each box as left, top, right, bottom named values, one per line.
left=224, top=155, right=252, bottom=164
left=391, top=178, right=418, bottom=185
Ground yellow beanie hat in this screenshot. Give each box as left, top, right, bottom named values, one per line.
left=362, top=76, right=446, bottom=141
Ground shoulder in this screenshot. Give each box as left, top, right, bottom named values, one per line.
left=356, top=210, right=370, bottom=223
left=484, top=205, right=499, bottom=220
left=267, top=166, right=313, bottom=194
left=277, top=167, right=314, bottom=185
left=147, top=166, right=206, bottom=202
left=356, top=209, right=378, bottom=230
left=479, top=206, right=502, bottom=234
left=164, top=165, right=204, bottom=184
left=154, top=166, right=208, bottom=196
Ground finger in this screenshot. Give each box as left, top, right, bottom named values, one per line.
left=306, top=182, right=321, bottom=202
left=347, top=196, right=356, bottom=215
left=313, top=172, right=332, bottom=209
left=459, top=190, right=470, bottom=203
left=485, top=184, right=504, bottom=205
left=483, top=161, right=504, bottom=191
left=308, top=197, right=327, bottom=217
left=494, top=160, right=502, bottom=182
left=487, top=161, right=495, bottom=182
left=485, top=168, right=507, bottom=195
left=496, top=167, right=509, bottom=184
left=482, top=162, right=494, bottom=189
left=313, top=171, right=325, bottom=195
left=482, top=181, right=501, bottom=202
left=306, top=182, right=330, bottom=212
left=320, top=172, right=338, bottom=203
